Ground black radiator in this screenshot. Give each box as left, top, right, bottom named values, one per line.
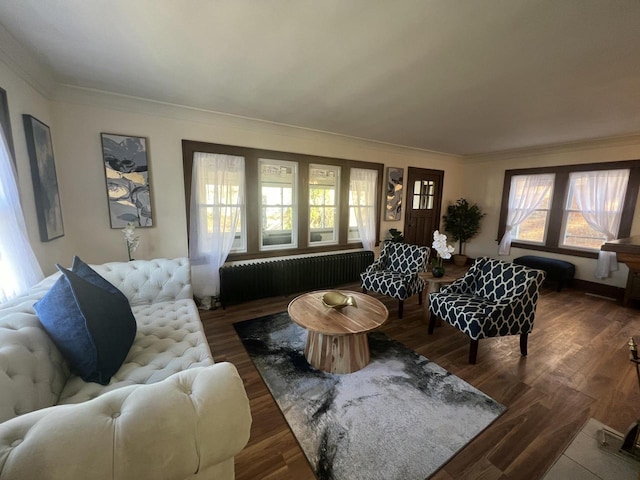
left=219, top=250, right=374, bottom=306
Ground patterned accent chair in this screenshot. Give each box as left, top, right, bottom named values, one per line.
left=361, top=242, right=430, bottom=319
left=428, top=257, right=546, bottom=364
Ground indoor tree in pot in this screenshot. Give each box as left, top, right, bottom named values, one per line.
left=443, top=198, right=486, bottom=266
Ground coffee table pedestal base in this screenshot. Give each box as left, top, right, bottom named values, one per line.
left=305, top=331, right=370, bottom=374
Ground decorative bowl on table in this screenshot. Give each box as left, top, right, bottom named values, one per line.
left=322, top=292, right=358, bottom=309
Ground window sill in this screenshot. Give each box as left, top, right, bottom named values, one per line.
left=509, top=242, right=599, bottom=259
left=227, top=243, right=365, bottom=262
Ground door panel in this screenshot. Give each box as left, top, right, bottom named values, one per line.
left=404, top=168, right=444, bottom=250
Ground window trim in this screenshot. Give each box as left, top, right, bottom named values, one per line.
left=182, top=140, right=384, bottom=261
left=497, top=160, right=640, bottom=259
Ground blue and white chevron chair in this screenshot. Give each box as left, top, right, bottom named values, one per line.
left=428, top=257, right=546, bottom=364
left=360, top=241, right=430, bottom=319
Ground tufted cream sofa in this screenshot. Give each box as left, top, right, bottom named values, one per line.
left=0, top=257, right=251, bottom=480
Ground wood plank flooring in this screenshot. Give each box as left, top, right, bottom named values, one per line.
left=200, top=284, right=640, bottom=480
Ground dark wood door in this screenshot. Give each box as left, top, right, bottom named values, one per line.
left=403, top=167, right=444, bottom=249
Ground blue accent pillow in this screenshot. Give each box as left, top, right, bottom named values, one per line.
left=34, top=259, right=136, bottom=385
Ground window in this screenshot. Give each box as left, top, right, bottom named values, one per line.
left=182, top=141, right=384, bottom=261
left=192, top=153, right=246, bottom=253
left=189, top=152, right=246, bottom=298
left=348, top=168, right=378, bottom=250
left=412, top=179, right=436, bottom=210
left=561, top=169, right=630, bottom=250
left=309, top=165, right=339, bottom=245
left=260, top=159, right=297, bottom=250
left=498, top=161, right=640, bottom=258
left=509, top=174, right=555, bottom=245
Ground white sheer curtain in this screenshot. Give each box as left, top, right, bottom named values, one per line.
left=349, top=168, right=378, bottom=251
left=498, top=173, right=555, bottom=255
left=189, top=152, right=245, bottom=303
left=570, top=169, right=630, bottom=279
left=0, top=125, right=43, bottom=303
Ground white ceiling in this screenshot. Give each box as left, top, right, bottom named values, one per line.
left=1, top=0, right=639, bottom=156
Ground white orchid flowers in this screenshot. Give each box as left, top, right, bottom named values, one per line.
left=123, top=222, right=140, bottom=261
left=432, top=230, right=455, bottom=266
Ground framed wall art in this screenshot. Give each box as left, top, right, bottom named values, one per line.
left=101, top=133, right=153, bottom=228
left=385, top=166, right=403, bottom=221
left=23, top=114, right=64, bottom=242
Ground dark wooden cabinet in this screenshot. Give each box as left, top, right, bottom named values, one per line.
left=601, top=236, right=640, bottom=306
left=626, top=270, right=640, bottom=304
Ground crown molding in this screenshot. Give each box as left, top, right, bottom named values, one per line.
left=466, top=133, right=640, bottom=163
left=0, top=22, right=55, bottom=98
left=52, top=84, right=463, bottom=163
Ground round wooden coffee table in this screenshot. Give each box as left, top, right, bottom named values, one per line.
left=287, top=290, right=389, bottom=374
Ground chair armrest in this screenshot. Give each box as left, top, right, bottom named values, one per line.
left=0, top=363, right=251, bottom=480
left=365, top=256, right=386, bottom=273
left=440, top=276, right=474, bottom=294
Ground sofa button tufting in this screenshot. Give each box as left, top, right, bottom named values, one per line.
left=11, top=439, right=22, bottom=447
left=112, top=412, right=121, bottom=419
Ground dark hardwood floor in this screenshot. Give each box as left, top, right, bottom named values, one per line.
left=200, top=283, right=640, bottom=480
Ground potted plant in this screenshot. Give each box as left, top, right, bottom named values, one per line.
left=443, top=198, right=486, bottom=266
left=388, top=228, right=404, bottom=243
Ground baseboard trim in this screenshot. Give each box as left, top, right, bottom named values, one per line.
left=571, top=278, right=625, bottom=302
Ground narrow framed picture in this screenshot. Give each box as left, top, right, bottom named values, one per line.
left=385, top=166, right=403, bottom=221
left=23, top=114, right=64, bottom=242
left=101, top=133, right=153, bottom=228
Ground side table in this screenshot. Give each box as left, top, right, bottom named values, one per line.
left=419, top=263, right=469, bottom=325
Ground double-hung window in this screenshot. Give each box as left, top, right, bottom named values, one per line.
left=508, top=174, right=555, bottom=245
left=260, top=159, right=297, bottom=250
left=561, top=169, right=630, bottom=250
left=348, top=168, right=378, bottom=250
left=309, top=165, right=339, bottom=245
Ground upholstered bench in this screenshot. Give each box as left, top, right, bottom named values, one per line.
left=513, top=255, right=575, bottom=292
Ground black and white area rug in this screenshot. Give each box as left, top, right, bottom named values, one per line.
left=234, top=312, right=506, bottom=480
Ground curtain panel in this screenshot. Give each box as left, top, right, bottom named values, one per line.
left=569, top=169, right=630, bottom=279
left=498, top=173, right=555, bottom=255
left=349, top=168, right=378, bottom=251
left=0, top=126, right=43, bottom=303
left=189, top=152, right=245, bottom=302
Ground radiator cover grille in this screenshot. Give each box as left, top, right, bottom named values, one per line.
left=219, top=251, right=374, bottom=306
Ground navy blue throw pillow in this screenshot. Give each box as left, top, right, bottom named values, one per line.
left=71, top=256, right=121, bottom=294
left=35, top=262, right=136, bottom=385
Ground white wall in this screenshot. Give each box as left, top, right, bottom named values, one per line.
left=463, top=138, right=640, bottom=288
left=44, top=86, right=463, bottom=270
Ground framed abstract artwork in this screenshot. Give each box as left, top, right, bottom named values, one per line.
left=385, top=166, right=403, bottom=221
left=23, top=114, right=64, bottom=242
left=100, top=133, right=153, bottom=228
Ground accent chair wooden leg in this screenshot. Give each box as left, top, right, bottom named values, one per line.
left=362, top=287, right=367, bottom=293
left=418, top=290, right=423, bottom=305
left=469, top=339, right=479, bottom=364
left=428, top=313, right=437, bottom=334
left=398, top=300, right=404, bottom=319
left=520, top=333, right=528, bottom=356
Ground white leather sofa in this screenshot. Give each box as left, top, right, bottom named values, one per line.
left=0, top=258, right=251, bottom=480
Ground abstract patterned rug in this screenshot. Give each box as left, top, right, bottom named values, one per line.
left=234, top=313, right=506, bottom=480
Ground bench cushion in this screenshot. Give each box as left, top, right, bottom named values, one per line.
left=513, top=256, right=575, bottom=292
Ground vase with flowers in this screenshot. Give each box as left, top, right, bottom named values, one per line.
left=123, top=222, right=140, bottom=261
left=431, top=230, right=455, bottom=278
